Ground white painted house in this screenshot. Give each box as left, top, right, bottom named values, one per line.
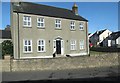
left=103, top=31, right=120, bottom=47
left=89, top=29, right=112, bottom=47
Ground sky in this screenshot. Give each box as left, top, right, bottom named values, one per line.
left=1, top=2, right=119, bottom=33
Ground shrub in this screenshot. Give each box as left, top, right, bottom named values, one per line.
left=1, top=40, right=13, bottom=58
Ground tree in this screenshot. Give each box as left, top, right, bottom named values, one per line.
left=2, top=40, right=13, bottom=58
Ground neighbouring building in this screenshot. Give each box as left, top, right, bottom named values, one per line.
left=11, top=2, right=89, bottom=59
left=103, top=31, right=120, bottom=47
left=89, top=29, right=112, bottom=47
left=0, top=28, right=11, bottom=44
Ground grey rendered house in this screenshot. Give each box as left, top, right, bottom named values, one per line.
left=11, top=2, right=89, bottom=59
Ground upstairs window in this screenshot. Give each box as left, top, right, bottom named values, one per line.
left=55, top=19, right=61, bottom=29
left=80, top=40, right=84, bottom=50
left=70, top=21, right=75, bottom=30
left=23, top=40, right=32, bottom=53
left=79, top=23, right=84, bottom=30
left=37, top=39, right=45, bottom=52
left=23, top=16, right=31, bottom=27
left=70, top=40, right=76, bottom=50
left=37, top=17, right=45, bottom=28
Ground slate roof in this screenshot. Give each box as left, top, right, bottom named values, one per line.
left=91, top=29, right=107, bottom=37
left=97, top=29, right=107, bottom=35
left=109, top=31, right=120, bottom=40
left=0, top=30, right=11, bottom=39
left=12, top=2, right=88, bottom=21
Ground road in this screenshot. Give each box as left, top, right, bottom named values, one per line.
left=1, top=65, right=119, bottom=82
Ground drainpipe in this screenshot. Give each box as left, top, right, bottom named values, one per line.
left=86, top=22, right=89, bottom=55
left=17, top=12, right=20, bottom=59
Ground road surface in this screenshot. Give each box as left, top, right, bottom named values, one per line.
left=1, top=65, right=119, bottom=82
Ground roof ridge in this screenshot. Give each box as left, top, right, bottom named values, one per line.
left=22, top=2, right=72, bottom=12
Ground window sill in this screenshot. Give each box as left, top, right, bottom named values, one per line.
left=79, top=29, right=84, bottom=31
left=80, top=49, right=85, bottom=50
left=37, top=27, right=45, bottom=29
left=23, top=52, right=33, bottom=54
left=55, top=28, right=62, bottom=30
left=70, top=49, right=77, bottom=51
left=37, top=51, right=46, bottom=53
left=70, top=29, right=76, bottom=31
left=23, top=26, right=32, bottom=28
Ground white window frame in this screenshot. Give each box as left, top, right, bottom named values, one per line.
left=80, top=40, right=84, bottom=50
left=23, top=16, right=31, bottom=27
left=37, top=17, right=45, bottom=28
left=79, top=22, right=84, bottom=30
left=37, top=39, right=46, bottom=52
left=70, top=21, right=75, bottom=30
left=23, top=39, right=32, bottom=53
left=70, top=40, right=76, bottom=50
left=55, top=19, right=61, bottom=29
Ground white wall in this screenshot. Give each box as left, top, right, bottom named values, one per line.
left=99, top=30, right=112, bottom=44
left=108, top=40, right=111, bottom=47
left=116, top=37, right=120, bottom=45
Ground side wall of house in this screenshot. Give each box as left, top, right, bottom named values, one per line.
left=89, top=34, right=99, bottom=47
left=11, top=2, right=20, bottom=59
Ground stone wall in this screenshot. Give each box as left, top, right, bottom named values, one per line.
left=1, top=53, right=119, bottom=72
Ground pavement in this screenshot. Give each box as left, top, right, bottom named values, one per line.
left=1, top=65, right=119, bottom=82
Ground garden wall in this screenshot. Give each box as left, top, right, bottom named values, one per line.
left=0, top=53, right=119, bottom=72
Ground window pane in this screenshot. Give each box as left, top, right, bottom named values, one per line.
left=38, top=46, right=40, bottom=51
left=24, top=17, right=27, bottom=20
left=28, top=22, right=30, bottom=26
left=38, top=41, right=41, bottom=45
left=59, top=24, right=60, bottom=27
left=38, top=23, right=40, bottom=26
left=24, top=21, right=27, bottom=25
left=28, top=40, right=31, bottom=45
left=28, top=17, right=30, bottom=20
left=42, top=46, right=44, bottom=51
left=25, top=40, right=27, bottom=45
left=55, top=20, right=57, bottom=23
left=56, top=24, right=57, bottom=27
left=28, top=46, right=31, bottom=51
left=38, top=18, right=40, bottom=21
left=41, top=18, right=43, bottom=22
left=24, top=46, right=27, bottom=51
left=41, top=23, right=43, bottom=27
left=40, top=46, right=42, bottom=51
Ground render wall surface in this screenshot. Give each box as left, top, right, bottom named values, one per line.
left=12, top=12, right=89, bottom=59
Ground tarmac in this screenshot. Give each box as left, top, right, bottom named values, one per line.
left=1, top=65, right=119, bottom=82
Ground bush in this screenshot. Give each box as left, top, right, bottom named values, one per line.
left=1, top=40, right=13, bottom=58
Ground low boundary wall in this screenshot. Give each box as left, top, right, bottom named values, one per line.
left=1, top=53, right=119, bottom=72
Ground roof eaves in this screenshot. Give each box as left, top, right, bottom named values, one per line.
left=13, top=11, right=88, bottom=21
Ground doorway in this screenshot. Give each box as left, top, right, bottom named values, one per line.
left=56, top=40, right=61, bottom=54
